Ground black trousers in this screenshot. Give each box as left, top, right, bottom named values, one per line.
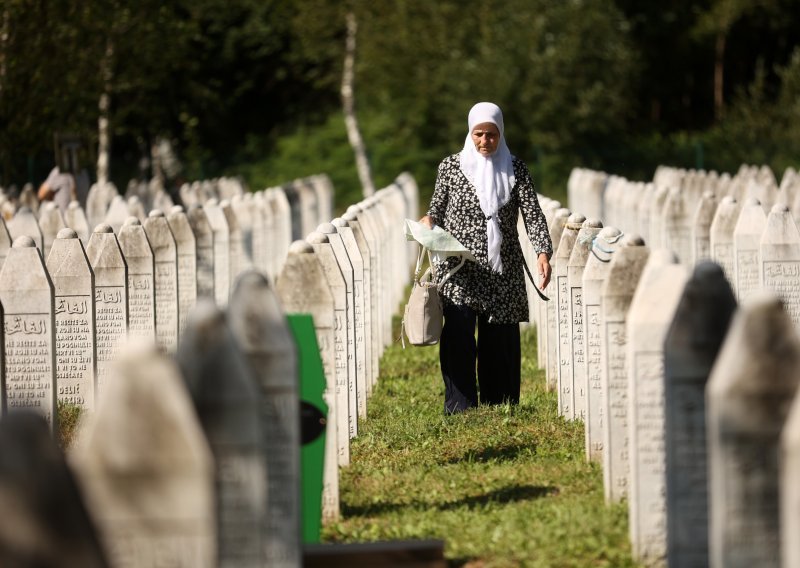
left=439, top=303, right=521, bottom=414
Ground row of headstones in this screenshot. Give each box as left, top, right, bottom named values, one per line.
left=568, top=165, right=800, bottom=326
left=0, top=271, right=305, bottom=567
left=521, top=166, right=800, bottom=566
left=0, top=171, right=418, bottom=566
left=274, top=172, right=420, bottom=523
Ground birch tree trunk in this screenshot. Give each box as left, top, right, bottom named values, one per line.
left=341, top=11, right=375, bottom=198
left=97, top=38, right=114, bottom=186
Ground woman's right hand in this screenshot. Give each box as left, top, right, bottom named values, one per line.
left=419, top=215, right=434, bottom=229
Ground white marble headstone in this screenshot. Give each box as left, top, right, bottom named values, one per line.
left=117, top=217, right=155, bottom=342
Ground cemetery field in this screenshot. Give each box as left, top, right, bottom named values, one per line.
left=323, top=324, right=638, bottom=567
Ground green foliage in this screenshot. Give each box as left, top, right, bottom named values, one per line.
left=325, top=325, right=637, bottom=566
left=57, top=400, right=83, bottom=450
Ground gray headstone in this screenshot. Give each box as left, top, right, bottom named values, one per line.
left=583, top=226, right=623, bottom=462
left=707, top=291, right=800, bottom=568
left=546, top=208, right=571, bottom=391
left=317, top=222, right=360, bottom=434
left=38, top=201, right=66, bottom=259
left=626, top=250, right=688, bottom=565
left=0, top=237, right=56, bottom=429
left=690, top=190, right=717, bottom=266
left=333, top=216, right=371, bottom=409
left=566, top=218, right=603, bottom=421
left=231, top=194, right=254, bottom=263
left=204, top=199, right=230, bottom=306
left=662, top=186, right=691, bottom=264
left=760, top=203, right=800, bottom=326
left=250, top=192, right=268, bottom=274
left=103, top=196, right=130, bottom=235
left=46, top=228, right=97, bottom=413
left=86, top=182, right=118, bottom=231
left=73, top=342, right=215, bottom=566
left=342, top=210, right=378, bottom=388
left=663, top=261, right=736, bottom=567
left=85, top=224, right=128, bottom=398
left=709, top=195, right=740, bottom=286
left=8, top=206, right=44, bottom=251
left=733, top=197, right=766, bottom=301
left=221, top=199, right=248, bottom=285
left=187, top=204, right=215, bottom=301
left=600, top=234, right=649, bottom=503
left=167, top=206, right=198, bottom=336
left=144, top=211, right=179, bottom=351
left=176, top=300, right=265, bottom=567
left=117, top=217, right=156, bottom=342
left=307, top=230, right=351, bottom=464
left=0, top=413, right=107, bottom=567
left=781, top=383, right=800, bottom=568
left=275, top=240, right=339, bottom=522
left=0, top=216, right=12, bottom=271
left=229, top=271, right=301, bottom=568
left=127, top=196, right=146, bottom=222
left=65, top=201, right=91, bottom=244
left=554, top=212, right=586, bottom=418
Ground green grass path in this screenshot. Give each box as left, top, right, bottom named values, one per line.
left=322, top=322, right=638, bottom=567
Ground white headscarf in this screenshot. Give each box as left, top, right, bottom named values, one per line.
left=459, top=102, right=515, bottom=273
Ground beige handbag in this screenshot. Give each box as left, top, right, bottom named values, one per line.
left=401, top=247, right=444, bottom=347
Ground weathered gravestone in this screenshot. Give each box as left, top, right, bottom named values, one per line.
left=204, top=199, right=230, bottom=306
left=733, top=196, right=766, bottom=302
left=333, top=216, right=371, bottom=411
left=117, top=217, right=156, bottom=342
left=127, top=196, right=146, bottom=222
left=47, top=228, right=96, bottom=413
left=347, top=204, right=385, bottom=358
left=103, top=196, right=130, bottom=234
left=707, top=291, right=800, bottom=568
left=8, top=206, right=44, bottom=251
left=583, top=226, right=623, bottom=462
left=546, top=208, right=571, bottom=391
left=342, top=209, right=378, bottom=388
left=187, top=204, right=215, bottom=300
left=231, top=194, right=254, bottom=262
left=167, top=206, right=198, bottom=336
left=0, top=237, right=56, bottom=430
left=781, top=384, right=800, bottom=568
left=144, top=211, right=179, bottom=351
left=760, top=203, right=800, bottom=326
left=627, top=249, right=688, bottom=565
left=663, top=261, right=736, bottom=568
left=85, top=224, right=128, bottom=398
left=221, top=199, right=248, bottom=285
left=317, top=222, right=360, bottom=431
left=709, top=195, right=740, bottom=286
left=0, top=215, right=12, bottom=271
left=229, top=271, right=301, bottom=568
left=38, top=201, right=66, bottom=259
left=86, top=181, right=118, bottom=231
left=267, top=188, right=292, bottom=280
left=691, top=190, right=717, bottom=266
left=65, top=201, right=91, bottom=244
left=662, top=186, right=692, bottom=265
left=307, top=230, right=352, bottom=460
left=566, top=219, right=603, bottom=421
left=250, top=192, right=268, bottom=274
left=176, top=300, right=265, bottom=567
left=554, top=213, right=586, bottom=418
left=275, top=240, right=339, bottom=522
left=600, top=235, right=649, bottom=504
left=73, top=342, right=215, bottom=567
left=0, top=413, right=107, bottom=567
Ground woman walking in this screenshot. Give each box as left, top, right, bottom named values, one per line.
left=420, top=102, right=552, bottom=414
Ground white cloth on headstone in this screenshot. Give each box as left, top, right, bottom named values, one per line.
left=459, top=102, right=515, bottom=273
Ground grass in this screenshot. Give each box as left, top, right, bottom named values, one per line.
left=322, top=319, right=638, bottom=567
left=57, top=400, right=83, bottom=450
